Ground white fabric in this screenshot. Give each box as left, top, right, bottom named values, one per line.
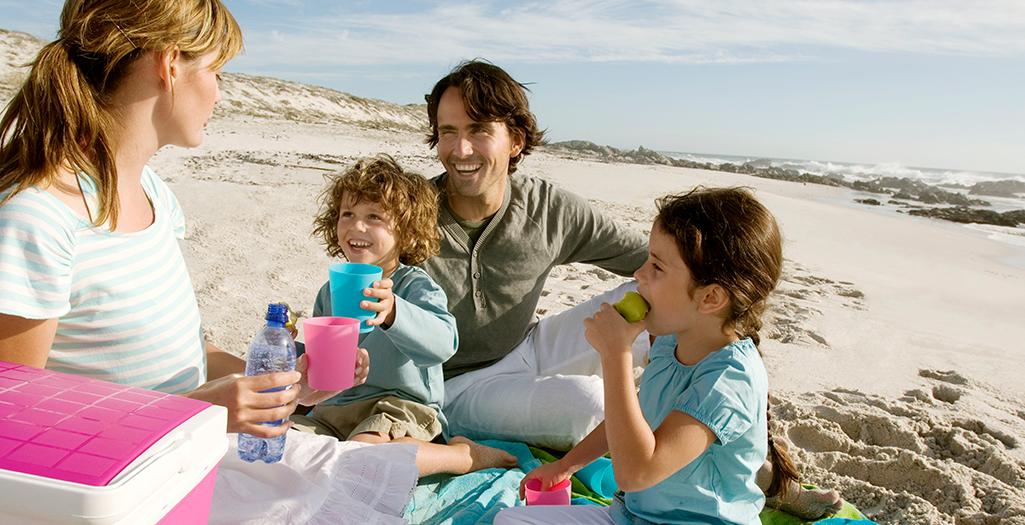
left=211, top=431, right=418, bottom=525
left=444, top=281, right=650, bottom=449
left=494, top=505, right=617, bottom=525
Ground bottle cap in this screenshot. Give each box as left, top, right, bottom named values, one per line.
left=266, top=303, right=289, bottom=324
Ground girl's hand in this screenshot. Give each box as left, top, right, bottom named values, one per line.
left=187, top=371, right=300, bottom=437
left=519, top=460, right=575, bottom=500
left=294, top=347, right=370, bottom=406
left=584, top=303, right=646, bottom=360
left=362, top=278, right=396, bottom=328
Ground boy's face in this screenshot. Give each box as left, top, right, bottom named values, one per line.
left=633, top=224, right=703, bottom=336
left=336, top=197, right=399, bottom=272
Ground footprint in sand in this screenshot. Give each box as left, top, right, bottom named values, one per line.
left=931, top=384, right=962, bottom=404
left=919, top=369, right=969, bottom=385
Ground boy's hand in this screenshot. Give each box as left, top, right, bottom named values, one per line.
left=362, top=278, right=396, bottom=328
left=584, top=303, right=646, bottom=360
left=294, top=348, right=370, bottom=406
left=518, top=460, right=575, bottom=500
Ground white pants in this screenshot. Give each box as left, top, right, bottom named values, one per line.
left=494, top=506, right=616, bottom=525
left=443, top=281, right=649, bottom=450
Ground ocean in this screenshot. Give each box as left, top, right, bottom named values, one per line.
left=662, top=150, right=1025, bottom=253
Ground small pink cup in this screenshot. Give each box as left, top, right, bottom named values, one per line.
left=524, top=478, right=571, bottom=506
left=302, top=316, right=360, bottom=391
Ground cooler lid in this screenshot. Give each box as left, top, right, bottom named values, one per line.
left=0, top=361, right=211, bottom=487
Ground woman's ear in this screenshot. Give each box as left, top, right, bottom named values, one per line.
left=157, top=46, right=181, bottom=92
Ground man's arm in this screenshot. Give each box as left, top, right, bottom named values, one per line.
left=551, top=185, right=648, bottom=275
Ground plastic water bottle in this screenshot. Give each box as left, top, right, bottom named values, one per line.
left=237, top=303, right=296, bottom=463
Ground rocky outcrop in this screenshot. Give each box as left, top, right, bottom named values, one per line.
left=969, top=179, right=1025, bottom=198
left=907, top=207, right=1025, bottom=227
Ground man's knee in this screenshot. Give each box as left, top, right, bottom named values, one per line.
left=533, top=374, right=605, bottom=447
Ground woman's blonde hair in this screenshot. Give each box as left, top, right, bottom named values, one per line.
left=0, top=0, right=242, bottom=228
left=313, top=155, right=441, bottom=266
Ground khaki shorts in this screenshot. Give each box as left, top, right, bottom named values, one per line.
left=291, top=395, right=442, bottom=441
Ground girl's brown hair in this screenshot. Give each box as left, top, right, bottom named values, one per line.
left=655, top=186, right=799, bottom=498
left=0, top=0, right=242, bottom=228
left=312, top=155, right=441, bottom=266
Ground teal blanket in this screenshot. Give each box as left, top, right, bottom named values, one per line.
left=402, top=441, right=874, bottom=525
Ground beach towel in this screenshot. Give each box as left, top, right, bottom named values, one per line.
left=404, top=441, right=876, bottom=525
left=211, top=432, right=418, bottom=525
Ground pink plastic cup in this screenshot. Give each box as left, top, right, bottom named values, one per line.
left=524, top=478, right=571, bottom=506
left=302, top=316, right=360, bottom=391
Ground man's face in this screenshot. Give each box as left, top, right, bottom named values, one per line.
left=435, top=86, right=524, bottom=203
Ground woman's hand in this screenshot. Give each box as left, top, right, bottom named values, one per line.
left=362, top=278, right=396, bottom=328
left=584, top=303, right=646, bottom=361
left=519, top=459, right=576, bottom=500
left=187, top=370, right=301, bottom=437
left=293, top=348, right=370, bottom=406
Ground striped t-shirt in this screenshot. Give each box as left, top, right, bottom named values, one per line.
left=0, top=167, right=206, bottom=394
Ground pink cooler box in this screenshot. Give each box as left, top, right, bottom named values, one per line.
left=0, top=361, right=227, bottom=524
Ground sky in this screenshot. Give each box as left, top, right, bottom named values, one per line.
left=1, top=0, right=1023, bottom=175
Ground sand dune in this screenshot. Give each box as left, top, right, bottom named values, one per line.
left=3, top=29, right=1024, bottom=524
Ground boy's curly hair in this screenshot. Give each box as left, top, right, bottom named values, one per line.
left=312, top=155, right=440, bottom=266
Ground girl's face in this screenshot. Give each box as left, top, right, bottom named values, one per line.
left=167, top=51, right=222, bottom=148
left=336, top=197, right=400, bottom=274
left=633, top=223, right=703, bottom=336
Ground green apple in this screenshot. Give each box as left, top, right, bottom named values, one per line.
left=613, top=291, right=649, bottom=322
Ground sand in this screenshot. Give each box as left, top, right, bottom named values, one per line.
left=148, top=115, right=1025, bottom=524
left=3, top=28, right=1025, bottom=523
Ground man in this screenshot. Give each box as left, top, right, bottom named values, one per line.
left=419, top=60, right=649, bottom=450
left=419, top=60, right=845, bottom=520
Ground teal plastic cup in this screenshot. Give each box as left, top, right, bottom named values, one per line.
left=576, top=457, right=617, bottom=499
left=329, top=262, right=382, bottom=333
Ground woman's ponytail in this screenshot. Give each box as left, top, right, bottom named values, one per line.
left=1, top=0, right=242, bottom=229
left=0, top=36, right=119, bottom=225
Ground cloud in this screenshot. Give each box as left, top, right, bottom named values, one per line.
left=232, top=0, right=1025, bottom=69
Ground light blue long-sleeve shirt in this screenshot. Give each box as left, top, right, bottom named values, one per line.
left=311, top=263, right=457, bottom=430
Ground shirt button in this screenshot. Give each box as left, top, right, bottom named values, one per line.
left=474, top=291, right=483, bottom=297
left=473, top=272, right=481, bottom=279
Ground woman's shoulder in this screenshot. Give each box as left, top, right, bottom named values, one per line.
left=1, top=185, right=82, bottom=234
left=140, top=166, right=179, bottom=202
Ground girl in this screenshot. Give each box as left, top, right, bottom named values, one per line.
left=496, top=187, right=805, bottom=524
left=292, top=154, right=516, bottom=474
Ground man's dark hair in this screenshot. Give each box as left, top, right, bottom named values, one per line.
left=425, top=59, right=546, bottom=174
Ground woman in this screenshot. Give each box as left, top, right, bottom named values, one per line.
left=0, top=1, right=430, bottom=522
